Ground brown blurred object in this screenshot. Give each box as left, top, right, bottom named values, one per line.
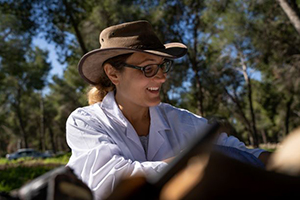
left=108, top=150, right=300, bottom=200
left=107, top=123, right=300, bottom=200
left=160, top=154, right=209, bottom=200
left=165, top=151, right=300, bottom=199
left=267, top=127, right=300, bottom=176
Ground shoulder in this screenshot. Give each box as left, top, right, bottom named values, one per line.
left=156, top=103, right=207, bottom=123
left=66, top=103, right=104, bottom=128
left=154, top=103, right=207, bottom=134
left=66, top=103, right=116, bottom=150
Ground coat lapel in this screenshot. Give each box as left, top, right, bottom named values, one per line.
left=101, top=92, right=171, bottom=161
left=147, top=106, right=170, bottom=160
left=101, top=91, right=146, bottom=159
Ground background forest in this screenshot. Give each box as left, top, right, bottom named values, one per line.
left=1, top=0, right=300, bottom=156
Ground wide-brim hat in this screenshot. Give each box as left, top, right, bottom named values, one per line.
left=78, top=20, right=187, bottom=85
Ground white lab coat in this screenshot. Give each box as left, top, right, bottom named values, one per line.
left=66, top=91, right=264, bottom=199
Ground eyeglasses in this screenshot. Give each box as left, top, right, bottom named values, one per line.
left=122, top=59, right=174, bottom=78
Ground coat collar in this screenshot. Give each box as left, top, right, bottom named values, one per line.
left=101, top=91, right=171, bottom=160
left=101, top=91, right=128, bottom=127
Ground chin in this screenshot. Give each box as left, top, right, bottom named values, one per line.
left=148, top=100, right=161, bottom=107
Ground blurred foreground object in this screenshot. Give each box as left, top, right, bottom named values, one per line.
left=0, top=166, right=93, bottom=200
left=18, top=166, right=93, bottom=200
left=108, top=123, right=300, bottom=200
left=109, top=150, right=300, bottom=200
left=267, top=127, right=300, bottom=176
left=179, top=151, right=300, bottom=199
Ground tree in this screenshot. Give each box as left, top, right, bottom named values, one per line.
left=249, top=0, right=300, bottom=142
left=277, top=0, right=300, bottom=35
left=0, top=3, right=51, bottom=149
left=2, top=0, right=300, bottom=153
left=1, top=46, right=51, bottom=148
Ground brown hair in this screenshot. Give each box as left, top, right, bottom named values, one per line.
left=87, top=53, right=133, bottom=105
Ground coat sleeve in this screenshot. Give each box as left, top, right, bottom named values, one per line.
left=65, top=108, right=167, bottom=200
left=216, top=132, right=265, bottom=158
left=185, top=110, right=265, bottom=158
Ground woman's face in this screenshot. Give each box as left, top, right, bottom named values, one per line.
left=114, top=52, right=167, bottom=109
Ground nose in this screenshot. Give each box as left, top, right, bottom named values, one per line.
left=153, top=68, right=167, bottom=83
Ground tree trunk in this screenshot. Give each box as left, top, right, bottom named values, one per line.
left=15, top=88, right=28, bottom=148
left=17, top=111, right=28, bottom=148
left=191, top=13, right=204, bottom=116
left=277, top=0, right=300, bottom=35
left=240, top=57, right=259, bottom=147
left=63, top=0, right=88, bottom=54
left=48, top=125, right=57, bottom=154
left=40, top=92, right=45, bottom=151
left=223, top=87, right=254, bottom=144
left=261, top=130, right=267, bottom=144
left=285, top=95, right=293, bottom=136
left=194, top=72, right=204, bottom=116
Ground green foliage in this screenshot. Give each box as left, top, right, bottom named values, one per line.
left=0, top=167, right=47, bottom=192
left=0, top=153, right=70, bottom=192
left=0, top=152, right=70, bottom=165
left=43, top=152, right=71, bottom=164
left=0, top=166, right=55, bottom=192
left=1, top=0, right=300, bottom=154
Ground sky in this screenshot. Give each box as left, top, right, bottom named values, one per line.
left=32, top=36, right=66, bottom=79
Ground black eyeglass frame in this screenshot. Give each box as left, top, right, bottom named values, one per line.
left=122, top=59, right=174, bottom=78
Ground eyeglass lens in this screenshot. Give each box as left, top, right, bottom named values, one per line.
left=144, top=60, right=172, bottom=77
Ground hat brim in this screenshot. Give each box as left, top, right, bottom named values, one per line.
left=78, top=42, right=187, bottom=85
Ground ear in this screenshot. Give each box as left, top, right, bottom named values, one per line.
left=103, top=63, right=120, bottom=85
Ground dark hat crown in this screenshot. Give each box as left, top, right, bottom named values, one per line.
left=99, top=20, right=165, bottom=50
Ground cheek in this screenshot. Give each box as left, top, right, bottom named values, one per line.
left=117, top=73, right=144, bottom=93
left=126, top=79, right=149, bottom=93
left=124, top=71, right=149, bottom=88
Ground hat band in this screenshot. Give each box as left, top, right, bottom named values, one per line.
left=128, top=43, right=165, bottom=50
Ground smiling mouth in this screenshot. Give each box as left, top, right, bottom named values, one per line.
left=147, top=87, right=159, bottom=91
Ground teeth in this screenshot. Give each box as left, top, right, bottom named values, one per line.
left=147, top=87, right=159, bottom=91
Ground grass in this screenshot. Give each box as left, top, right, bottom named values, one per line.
left=0, top=165, right=56, bottom=192
left=0, top=152, right=71, bottom=193
left=259, top=143, right=279, bottom=153
left=0, top=152, right=71, bottom=166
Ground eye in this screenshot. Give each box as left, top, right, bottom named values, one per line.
left=163, top=60, right=173, bottom=71
left=143, top=65, right=155, bottom=74
left=161, top=62, right=168, bottom=70
left=161, top=61, right=170, bottom=71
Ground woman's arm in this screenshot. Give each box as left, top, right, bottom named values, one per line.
left=216, top=132, right=269, bottom=163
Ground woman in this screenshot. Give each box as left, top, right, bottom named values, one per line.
left=66, top=20, right=267, bottom=199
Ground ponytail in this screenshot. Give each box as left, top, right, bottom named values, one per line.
left=87, top=67, right=115, bottom=105
left=87, top=85, right=112, bottom=105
